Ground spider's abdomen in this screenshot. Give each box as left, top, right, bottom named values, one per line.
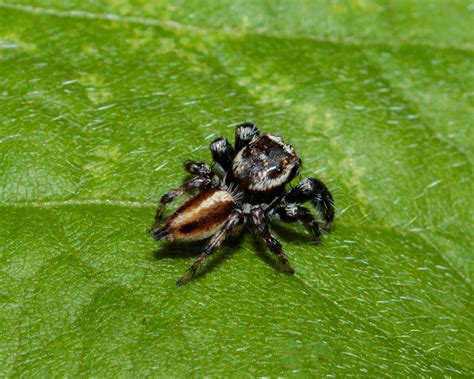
left=163, top=188, right=236, bottom=242
left=232, top=134, right=300, bottom=196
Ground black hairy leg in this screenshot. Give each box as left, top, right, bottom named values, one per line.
left=150, top=174, right=213, bottom=232
left=183, top=159, right=213, bottom=176
left=150, top=123, right=335, bottom=285
left=269, top=203, right=321, bottom=240
left=209, top=138, right=234, bottom=174
left=250, top=206, right=294, bottom=275
left=176, top=209, right=243, bottom=286
left=284, top=178, right=335, bottom=229
left=235, top=122, right=260, bottom=152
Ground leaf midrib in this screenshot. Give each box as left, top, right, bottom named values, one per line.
left=2, top=200, right=472, bottom=288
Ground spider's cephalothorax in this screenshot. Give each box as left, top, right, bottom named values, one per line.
left=231, top=133, right=301, bottom=203
left=149, top=122, right=335, bottom=286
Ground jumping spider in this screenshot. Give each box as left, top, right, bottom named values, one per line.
left=149, top=122, right=334, bottom=286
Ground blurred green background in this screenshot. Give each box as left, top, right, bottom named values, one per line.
left=1, top=0, right=473, bottom=376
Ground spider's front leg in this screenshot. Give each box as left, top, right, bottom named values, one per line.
left=209, top=138, right=234, bottom=174
left=285, top=178, right=335, bottom=230
left=176, top=209, right=243, bottom=286
left=267, top=203, right=322, bottom=241
left=250, top=206, right=294, bottom=275
left=235, top=122, right=259, bottom=152
left=150, top=160, right=215, bottom=231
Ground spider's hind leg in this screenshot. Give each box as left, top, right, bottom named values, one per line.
left=284, top=178, right=335, bottom=230
left=176, top=209, right=243, bottom=286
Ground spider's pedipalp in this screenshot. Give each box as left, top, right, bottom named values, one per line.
left=235, top=122, right=259, bottom=152
left=210, top=137, right=234, bottom=174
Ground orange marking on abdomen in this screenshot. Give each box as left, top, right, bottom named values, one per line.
left=165, top=189, right=236, bottom=241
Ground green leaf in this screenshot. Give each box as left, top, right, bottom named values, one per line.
left=1, top=1, right=473, bottom=376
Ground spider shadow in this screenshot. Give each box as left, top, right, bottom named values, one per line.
left=251, top=223, right=320, bottom=273
left=153, top=240, right=206, bottom=260
left=250, top=235, right=282, bottom=273
left=271, top=223, right=318, bottom=244
left=153, top=232, right=246, bottom=280
left=152, top=223, right=319, bottom=281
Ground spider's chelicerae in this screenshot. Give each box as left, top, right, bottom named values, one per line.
left=149, top=122, right=335, bottom=286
